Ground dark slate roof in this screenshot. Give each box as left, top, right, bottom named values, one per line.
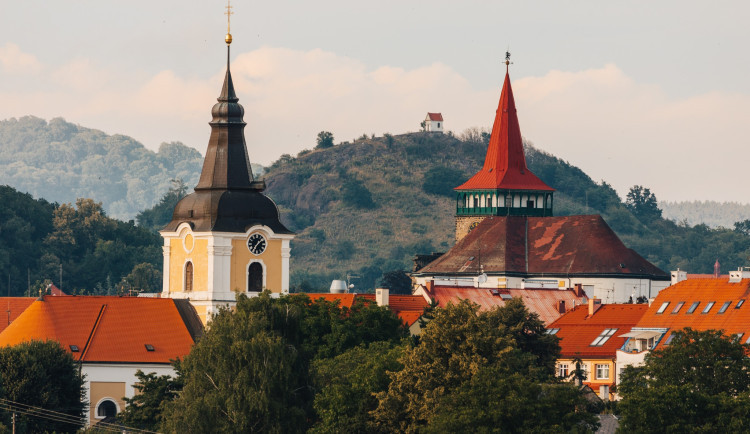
left=163, top=49, right=291, bottom=234
left=416, top=215, right=668, bottom=279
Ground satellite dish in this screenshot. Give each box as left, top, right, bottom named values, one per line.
left=478, top=273, right=488, bottom=284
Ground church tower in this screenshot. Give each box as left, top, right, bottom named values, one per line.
left=160, top=18, right=293, bottom=323
left=454, top=54, right=554, bottom=241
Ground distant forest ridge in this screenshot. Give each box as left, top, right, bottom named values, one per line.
left=0, top=116, right=263, bottom=220
left=660, top=201, right=750, bottom=228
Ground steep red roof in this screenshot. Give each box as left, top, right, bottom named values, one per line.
left=0, top=298, right=35, bottom=334
left=305, top=293, right=427, bottom=327
left=633, top=278, right=750, bottom=349
left=426, top=112, right=443, bottom=121
left=548, top=304, right=648, bottom=358
left=426, top=285, right=587, bottom=325
left=0, top=296, right=199, bottom=363
left=456, top=72, right=553, bottom=192
left=417, top=215, right=668, bottom=279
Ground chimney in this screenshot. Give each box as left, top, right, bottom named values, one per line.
left=729, top=267, right=750, bottom=283
left=670, top=269, right=687, bottom=285
left=714, top=259, right=721, bottom=279
left=425, top=280, right=434, bottom=294
left=574, top=284, right=585, bottom=297
left=375, top=288, right=390, bottom=307
left=557, top=300, right=566, bottom=314
left=588, top=298, right=601, bottom=317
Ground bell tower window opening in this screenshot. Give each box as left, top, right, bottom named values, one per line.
left=184, top=261, right=193, bottom=292
left=248, top=262, right=264, bottom=292
left=96, top=399, right=118, bottom=418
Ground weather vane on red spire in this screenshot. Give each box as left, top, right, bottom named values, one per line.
left=505, top=50, right=513, bottom=72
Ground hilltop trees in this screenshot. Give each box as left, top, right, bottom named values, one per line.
left=316, top=131, right=335, bottom=149
left=625, top=185, right=662, bottom=223
left=618, top=328, right=750, bottom=432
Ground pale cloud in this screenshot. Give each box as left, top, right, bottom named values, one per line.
left=0, top=45, right=748, bottom=203
left=0, top=43, right=42, bottom=74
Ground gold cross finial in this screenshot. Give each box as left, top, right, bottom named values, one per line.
left=225, top=0, right=234, bottom=45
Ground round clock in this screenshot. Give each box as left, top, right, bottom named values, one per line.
left=247, top=233, right=267, bottom=255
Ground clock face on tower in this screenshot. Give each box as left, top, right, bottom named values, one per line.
left=247, top=233, right=267, bottom=255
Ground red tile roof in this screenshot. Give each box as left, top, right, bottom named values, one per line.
left=417, top=215, right=668, bottom=279
left=304, top=293, right=428, bottom=327
left=426, top=112, right=443, bottom=121
left=0, top=298, right=35, bottom=334
left=548, top=304, right=648, bottom=358
left=456, top=72, right=553, bottom=192
left=0, top=296, right=199, bottom=363
left=633, top=278, right=750, bottom=348
left=426, top=285, right=587, bottom=325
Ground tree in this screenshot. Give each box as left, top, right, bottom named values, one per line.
left=372, top=298, right=569, bottom=432
left=341, top=179, right=376, bottom=209
left=422, top=166, right=465, bottom=197
left=377, top=270, right=413, bottom=295
left=316, top=131, right=334, bottom=149
left=125, top=262, right=161, bottom=292
left=135, top=179, right=188, bottom=230
left=310, top=342, right=405, bottom=433
left=118, top=369, right=183, bottom=431
left=618, top=328, right=750, bottom=432
left=0, top=341, right=86, bottom=433
left=625, top=185, right=662, bottom=223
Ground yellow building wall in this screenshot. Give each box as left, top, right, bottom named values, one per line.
left=230, top=237, right=283, bottom=293
left=557, top=358, right=616, bottom=395
left=89, top=381, right=126, bottom=425
left=168, top=236, right=209, bottom=294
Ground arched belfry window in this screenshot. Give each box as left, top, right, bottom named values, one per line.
left=184, top=261, right=193, bottom=292
left=97, top=400, right=117, bottom=418
left=248, top=262, right=263, bottom=292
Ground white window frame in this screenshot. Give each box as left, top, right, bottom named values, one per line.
left=595, top=364, right=610, bottom=380
left=558, top=363, right=569, bottom=378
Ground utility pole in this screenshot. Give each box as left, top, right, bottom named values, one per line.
left=59, top=264, right=63, bottom=293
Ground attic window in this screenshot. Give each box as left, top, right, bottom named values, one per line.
left=590, top=328, right=618, bottom=346
left=736, top=299, right=745, bottom=309
left=718, top=301, right=731, bottom=314
left=735, top=333, right=744, bottom=342
left=70, top=345, right=79, bottom=352
left=145, top=344, right=155, bottom=352
left=546, top=328, right=560, bottom=335
left=701, top=302, right=716, bottom=314
left=656, top=302, right=670, bottom=314
left=686, top=301, right=700, bottom=314
left=671, top=302, right=685, bottom=314
left=664, top=334, right=675, bottom=345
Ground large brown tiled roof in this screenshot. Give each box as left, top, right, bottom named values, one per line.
left=417, top=215, right=668, bottom=279
left=0, top=296, right=199, bottom=364
left=426, top=285, right=587, bottom=325
left=548, top=304, right=648, bottom=358
left=634, top=278, right=750, bottom=348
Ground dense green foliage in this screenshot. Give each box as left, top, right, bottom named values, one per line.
left=160, top=293, right=407, bottom=433
left=618, top=329, right=750, bottom=432
left=377, top=269, right=413, bottom=294
left=372, top=299, right=598, bottom=432
left=626, top=185, right=663, bottom=223
left=118, top=369, right=184, bottom=432
left=0, top=186, right=161, bottom=295
left=0, top=340, right=85, bottom=433
left=135, top=179, right=188, bottom=230
left=0, top=116, right=204, bottom=220
left=315, top=131, right=335, bottom=149
left=422, top=165, right=465, bottom=196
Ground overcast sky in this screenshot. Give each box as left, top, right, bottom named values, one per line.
left=1, top=1, right=748, bottom=203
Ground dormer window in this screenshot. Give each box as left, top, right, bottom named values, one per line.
left=145, top=344, right=155, bottom=352
left=591, top=328, right=618, bottom=346
left=70, top=345, right=79, bottom=352
left=656, top=302, right=670, bottom=314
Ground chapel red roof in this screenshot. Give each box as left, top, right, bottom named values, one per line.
left=632, top=278, right=750, bottom=349
left=0, top=296, right=200, bottom=364
left=417, top=215, right=668, bottom=279
left=548, top=304, right=648, bottom=358
left=426, top=112, right=444, bottom=121
left=423, top=285, right=587, bottom=325
left=455, top=72, right=553, bottom=192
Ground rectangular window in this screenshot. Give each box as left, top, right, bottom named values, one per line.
left=718, top=301, right=731, bottom=314
left=546, top=328, right=560, bottom=335
left=582, top=364, right=590, bottom=381
left=664, top=334, right=675, bottom=345
left=656, top=302, right=670, bottom=314
left=702, top=301, right=716, bottom=314
left=671, top=302, right=685, bottom=314
left=591, top=328, right=618, bottom=346
left=558, top=364, right=569, bottom=378
left=686, top=301, right=700, bottom=314
left=595, top=364, right=610, bottom=380
left=737, top=299, right=745, bottom=309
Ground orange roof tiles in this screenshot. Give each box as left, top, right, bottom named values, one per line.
left=548, top=304, right=648, bottom=358
left=634, top=278, right=750, bottom=348
left=417, top=215, right=668, bottom=279
left=304, top=293, right=427, bottom=327
left=428, top=285, right=587, bottom=325
left=0, top=296, right=198, bottom=364
left=456, top=72, right=553, bottom=192
left=0, top=298, right=35, bottom=334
